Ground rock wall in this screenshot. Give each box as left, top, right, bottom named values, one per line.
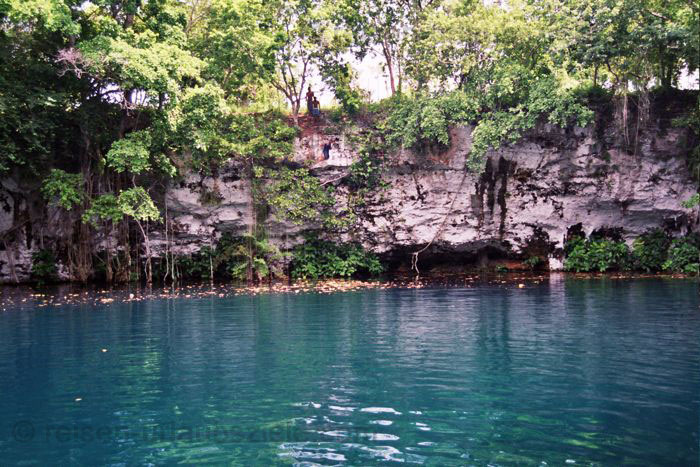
left=161, top=118, right=697, bottom=273
left=345, top=123, right=697, bottom=270
left=0, top=111, right=697, bottom=282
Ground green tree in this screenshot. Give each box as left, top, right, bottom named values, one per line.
left=269, top=0, right=325, bottom=121
left=331, top=0, right=439, bottom=95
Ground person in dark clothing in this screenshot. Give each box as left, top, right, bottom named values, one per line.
left=306, top=86, right=314, bottom=114
left=322, top=142, right=331, bottom=160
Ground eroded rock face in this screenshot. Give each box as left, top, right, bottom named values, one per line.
left=0, top=177, right=73, bottom=283
left=160, top=121, right=697, bottom=273
left=0, top=116, right=697, bottom=282
left=155, top=164, right=253, bottom=256
left=340, top=123, right=697, bottom=270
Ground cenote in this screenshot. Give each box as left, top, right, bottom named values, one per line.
left=0, top=278, right=698, bottom=465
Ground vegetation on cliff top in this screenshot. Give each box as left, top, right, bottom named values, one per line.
left=0, top=0, right=697, bottom=283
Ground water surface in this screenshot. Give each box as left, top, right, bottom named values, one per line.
left=0, top=278, right=698, bottom=465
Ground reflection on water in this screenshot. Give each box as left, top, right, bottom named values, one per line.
left=0, top=278, right=698, bottom=465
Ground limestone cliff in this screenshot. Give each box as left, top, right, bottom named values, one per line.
left=163, top=120, right=697, bottom=273
left=1, top=104, right=697, bottom=282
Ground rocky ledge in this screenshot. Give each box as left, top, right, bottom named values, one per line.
left=162, top=118, right=697, bottom=274
left=1, top=103, right=698, bottom=282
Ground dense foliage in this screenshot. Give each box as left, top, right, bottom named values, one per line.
left=1, top=0, right=697, bottom=283
left=564, top=231, right=699, bottom=274
left=30, top=249, right=59, bottom=285
left=290, top=238, right=383, bottom=280
left=631, top=229, right=671, bottom=272
left=564, top=236, right=630, bottom=272
left=663, top=236, right=700, bottom=274
left=157, top=233, right=283, bottom=282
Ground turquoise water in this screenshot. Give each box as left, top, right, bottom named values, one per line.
left=0, top=279, right=698, bottom=466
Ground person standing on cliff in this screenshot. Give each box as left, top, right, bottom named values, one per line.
left=312, top=96, right=321, bottom=118
left=306, top=86, right=314, bottom=114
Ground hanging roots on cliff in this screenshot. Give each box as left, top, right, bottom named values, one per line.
left=411, top=169, right=470, bottom=277
left=614, top=88, right=650, bottom=155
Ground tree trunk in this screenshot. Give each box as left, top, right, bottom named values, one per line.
left=383, top=47, right=396, bottom=95
left=248, top=157, right=256, bottom=285
left=593, top=65, right=599, bottom=88
left=106, top=223, right=113, bottom=282
left=292, top=100, right=299, bottom=125
left=136, top=220, right=152, bottom=285
left=209, top=234, right=214, bottom=285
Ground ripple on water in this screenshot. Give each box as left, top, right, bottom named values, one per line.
left=359, top=407, right=403, bottom=415
left=0, top=280, right=697, bottom=465
left=369, top=419, right=393, bottom=426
